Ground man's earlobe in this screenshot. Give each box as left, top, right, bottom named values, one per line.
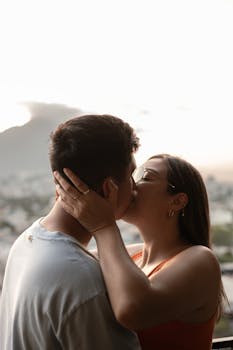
left=55, top=190, right=59, bottom=200
left=109, top=179, right=118, bottom=190
left=102, top=178, right=113, bottom=198
left=102, top=178, right=119, bottom=199
left=102, top=180, right=109, bottom=198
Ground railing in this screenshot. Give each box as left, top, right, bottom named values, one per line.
left=212, top=336, right=233, bottom=349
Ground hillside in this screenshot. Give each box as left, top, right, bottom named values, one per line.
left=0, top=102, right=81, bottom=177
left=0, top=102, right=232, bottom=183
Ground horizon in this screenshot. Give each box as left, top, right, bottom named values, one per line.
left=0, top=102, right=232, bottom=177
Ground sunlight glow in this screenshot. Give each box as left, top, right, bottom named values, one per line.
left=0, top=104, right=31, bottom=132
left=0, top=0, right=232, bottom=166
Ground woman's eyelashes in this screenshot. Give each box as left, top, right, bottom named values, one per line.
left=142, top=171, right=153, bottom=181
left=142, top=176, right=150, bottom=181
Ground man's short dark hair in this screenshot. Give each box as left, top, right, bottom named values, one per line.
left=49, top=114, right=140, bottom=192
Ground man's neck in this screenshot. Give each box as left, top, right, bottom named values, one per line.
left=40, top=201, right=92, bottom=247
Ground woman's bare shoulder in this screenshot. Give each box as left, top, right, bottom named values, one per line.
left=158, top=245, right=222, bottom=286
left=147, top=245, right=221, bottom=320
left=179, top=245, right=220, bottom=268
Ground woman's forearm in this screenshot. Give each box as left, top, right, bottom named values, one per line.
left=94, top=224, right=151, bottom=329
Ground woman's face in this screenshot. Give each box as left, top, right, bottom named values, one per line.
left=123, top=157, right=174, bottom=224
left=114, top=156, right=137, bottom=220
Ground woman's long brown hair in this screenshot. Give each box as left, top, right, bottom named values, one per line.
left=149, top=154, right=228, bottom=319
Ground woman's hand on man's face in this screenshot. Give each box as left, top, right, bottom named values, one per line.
left=53, top=169, right=117, bottom=234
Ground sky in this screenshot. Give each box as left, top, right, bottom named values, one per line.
left=0, top=0, right=233, bottom=167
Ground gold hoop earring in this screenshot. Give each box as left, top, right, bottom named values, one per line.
left=168, top=209, right=175, bottom=217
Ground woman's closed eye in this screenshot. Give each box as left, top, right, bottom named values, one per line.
left=142, top=176, right=150, bottom=181
left=141, top=171, right=154, bottom=181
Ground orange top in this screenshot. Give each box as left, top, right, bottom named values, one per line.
left=132, top=251, right=216, bottom=350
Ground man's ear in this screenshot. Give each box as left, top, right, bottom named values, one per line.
left=102, top=177, right=118, bottom=199
left=170, top=192, right=188, bottom=211
left=101, top=177, right=119, bottom=210
left=55, top=190, right=59, bottom=200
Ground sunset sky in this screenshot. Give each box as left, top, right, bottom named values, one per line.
left=0, top=0, right=233, bottom=167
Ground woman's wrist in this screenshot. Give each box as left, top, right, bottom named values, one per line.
left=94, top=223, right=126, bottom=262
left=92, top=222, right=119, bottom=237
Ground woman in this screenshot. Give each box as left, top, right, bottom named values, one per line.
left=54, top=154, right=223, bottom=350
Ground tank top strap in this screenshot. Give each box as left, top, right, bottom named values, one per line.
left=131, top=250, right=143, bottom=261
left=147, top=259, right=171, bottom=277
left=131, top=251, right=174, bottom=278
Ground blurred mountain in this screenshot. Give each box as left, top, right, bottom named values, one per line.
left=0, top=102, right=82, bottom=178
left=0, top=101, right=232, bottom=183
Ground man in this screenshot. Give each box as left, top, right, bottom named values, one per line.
left=0, top=115, right=141, bottom=349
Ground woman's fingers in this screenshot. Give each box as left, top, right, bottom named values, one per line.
left=56, top=184, right=75, bottom=206
left=56, top=183, right=72, bottom=200
left=53, top=170, right=73, bottom=192
left=63, top=168, right=90, bottom=195
left=53, top=169, right=116, bottom=234
left=57, top=195, right=77, bottom=217
left=53, top=170, right=82, bottom=199
left=56, top=184, right=81, bottom=217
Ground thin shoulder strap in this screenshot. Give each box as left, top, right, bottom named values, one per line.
left=131, top=250, right=176, bottom=278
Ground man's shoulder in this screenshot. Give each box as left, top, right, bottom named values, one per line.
left=6, top=219, right=107, bottom=302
